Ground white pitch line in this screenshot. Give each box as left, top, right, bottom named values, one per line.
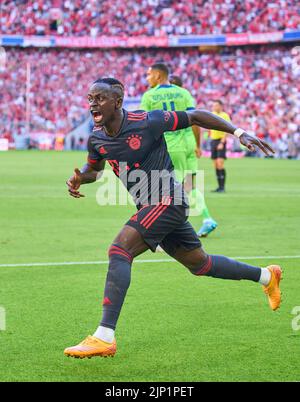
left=0, top=255, right=300, bottom=268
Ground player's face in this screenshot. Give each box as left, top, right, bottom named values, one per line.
left=146, top=67, right=160, bottom=88
left=212, top=102, right=222, bottom=113
left=88, top=83, right=122, bottom=127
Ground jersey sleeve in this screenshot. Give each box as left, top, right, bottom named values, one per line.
left=87, top=136, right=102, bottom=165
left=148, top=110, right=190, bottom=139
left=140, top=91, right=152, bottom=111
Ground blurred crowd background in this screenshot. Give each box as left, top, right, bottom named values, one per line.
left=0, top=0, right=299, bottom=158
left=1, top=0, right=299, bottom=36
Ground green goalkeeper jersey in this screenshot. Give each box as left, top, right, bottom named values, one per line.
left=140, top=84, right=196, bottom=152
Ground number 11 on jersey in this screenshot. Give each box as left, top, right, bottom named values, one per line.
left=162, top=101, right=175, bottom=111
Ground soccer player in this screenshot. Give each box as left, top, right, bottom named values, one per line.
left=140, top=63, right=217, bottom=238
left=210, top=100, right=231, bottom=193
left=64, top=78, right=281, bottom=359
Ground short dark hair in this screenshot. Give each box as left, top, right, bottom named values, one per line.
left=169, top=75, right=183, bottom=87
left=151, top=63, right=169, bottom=77
left=213, top=99, right=223, bottom=106
left=93, top=77, right=124, bottom=98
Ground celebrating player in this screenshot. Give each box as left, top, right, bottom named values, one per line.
left=64, top=78, right=281, bottom=359
left=140, top=63, right=217, bottom=238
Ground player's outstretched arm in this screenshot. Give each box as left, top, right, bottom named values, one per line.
left=66, top=160, right=105, bottom=198
left=186, top=109, right=274, bottom=156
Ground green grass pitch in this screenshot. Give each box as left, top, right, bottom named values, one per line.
left=0, top=151, right=299, bottom=382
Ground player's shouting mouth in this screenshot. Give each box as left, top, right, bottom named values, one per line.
left=90, top=109, right=103, bottom=125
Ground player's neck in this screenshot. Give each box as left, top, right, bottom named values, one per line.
left=157, top=79, right=170, bottom=86
left=103, top=109, right=124, bottom=137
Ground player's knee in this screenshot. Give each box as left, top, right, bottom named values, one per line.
left=112, top=225, right=148, bottom=257
left=108, top=243, right=133, bottom=263
left=217, top=159, right=224, bottom=169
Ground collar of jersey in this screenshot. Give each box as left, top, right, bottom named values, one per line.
left=100, top=109, right=128, bottom=139
left=156, top=84, right=174, bottom=89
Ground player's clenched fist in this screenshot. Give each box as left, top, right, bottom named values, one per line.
left=66, top=168, right=85, bottom=198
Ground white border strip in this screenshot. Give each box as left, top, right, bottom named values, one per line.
left=0, top=255, right=299, bottom=268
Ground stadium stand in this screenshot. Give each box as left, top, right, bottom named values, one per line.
left=0, top=44, right=299, bottom=157
left=1, top=0, right=299, bottom=36
left=0, top=1, right=299, bottom=157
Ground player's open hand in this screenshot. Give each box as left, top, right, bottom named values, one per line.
left=66, top=168, right=85, bottom=198
left=239, top=133, right=275, bottom=156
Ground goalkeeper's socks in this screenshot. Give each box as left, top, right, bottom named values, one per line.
left=258, top=268, right=272, bottom=286
left=93, top=326, right=115, bottom=343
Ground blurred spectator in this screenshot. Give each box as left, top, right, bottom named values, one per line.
left=287, top=132, right=300, bottom=159
left=76, top=137, right=86, bottom=150
left=0, top=44, right=299, bottom=157
left=0, top=0, right=299, bottom=37
left=276, top=134, right=289, bottom=158
left=54, top=134, right=65, bottom=150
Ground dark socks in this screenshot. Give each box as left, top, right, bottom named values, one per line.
left=100, top=244, right=133, bottom=330
left=215, top=169, right=220, bottom=189
left=216, top=169, right=226, bottom=190
left=190, top=255, right=261, bottom=282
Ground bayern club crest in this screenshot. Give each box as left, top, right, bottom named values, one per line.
left=126, top=134, right=142, bottom=150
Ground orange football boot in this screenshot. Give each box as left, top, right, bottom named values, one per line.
left=64, top=335, right=116, bottom=359
left=262, top=265, right=282, bottom=311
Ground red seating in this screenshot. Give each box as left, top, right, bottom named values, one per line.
left=1, top=0, right=299, bottom=36
left=0, top=46, right=298, bottom=146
